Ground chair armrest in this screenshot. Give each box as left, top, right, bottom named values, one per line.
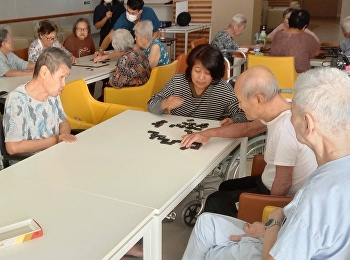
left=237, top=192, right=293, bottom=223
left=66, top=115, right=94, bottom=130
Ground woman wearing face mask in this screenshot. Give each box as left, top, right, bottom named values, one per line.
left=94, top=0, right=160, bottom=62
left=93, top=0, right=125, bottom=51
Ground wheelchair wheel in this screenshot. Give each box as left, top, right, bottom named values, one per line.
left=181, top=200, right=202, bottom=228
left=223, top=134, right=267, bottom=180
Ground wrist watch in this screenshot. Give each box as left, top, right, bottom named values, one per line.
left=264, top=219, right=282, bottom=229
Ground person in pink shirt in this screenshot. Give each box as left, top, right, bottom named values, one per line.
left=267, top=8, right=319, bottom=43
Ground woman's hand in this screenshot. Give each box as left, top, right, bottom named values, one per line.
left=94, top=53, right=108, bottom=63
left=70, top=55, right=77, bottom=64
left=161, top=96, right=184, bottom=110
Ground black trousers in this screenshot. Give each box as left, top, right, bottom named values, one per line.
left=203, top=176, right=270, bottom=217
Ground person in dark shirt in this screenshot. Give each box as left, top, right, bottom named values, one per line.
left=93, top=0, right=125, bottom=51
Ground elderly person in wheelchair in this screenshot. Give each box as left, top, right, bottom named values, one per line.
left=181, top=66, right=317, bottom=218
left=182, top=67, right=350, bottom=260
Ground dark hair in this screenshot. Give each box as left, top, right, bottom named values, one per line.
left=0, top=28, right=9, bottom=47
left=127, top=0, right=144, bottom=10
left=33, top=47, right=72, bottom=78
left=100, top=0, right=120, bottom=4
left=72, top=17, right=91, bottom=35
left=283, top=8, right=295, bottom=18
left=288, top=9, right=310, bottom=30
left=37, top=20, right=58, bottom=36
left=185, top=44, right=225, bottom=83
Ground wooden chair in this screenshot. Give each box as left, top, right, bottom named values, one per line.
left=60, top=79, right=145, bottom=129
left=237, top=154, right=293, bottom=223
left=247, top=55, right=299, bottom=99
left=104, top=60, right=178, bottom=110
left=176, top=53, right=188, bottom=73
left=189, top=38, right=209, bottom=52
left=13, top=47, right=29, bottom=61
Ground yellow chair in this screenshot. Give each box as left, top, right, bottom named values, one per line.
left=189, top=38, right=209, bottom=51
left=60, top=79, right=145, bottom=129
left=262, top=206, right=278, bottom=223
left=247, top=55, right=299, bottom=99
left=104, top=60, right=178, bottom=110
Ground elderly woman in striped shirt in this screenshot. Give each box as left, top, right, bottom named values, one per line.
left=148, top=44, right=246, bottom=124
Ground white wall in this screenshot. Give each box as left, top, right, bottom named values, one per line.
left=212, top=0, right=262, bottom=45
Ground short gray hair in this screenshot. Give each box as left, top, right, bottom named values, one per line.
left=241, top=66, right=279, bottom=102
left=0, top=28, right=9, bottom=46
left=229, top=14, right=247, bottom=28
left=342, top=15, right=350, bottom=33
left=133, top=20, right=153, bottom=41
left=112, top=29, right=134, bottom=52
left=34, top=47, right=72, bottom=78
left=293, top=67, right=350, bottom=134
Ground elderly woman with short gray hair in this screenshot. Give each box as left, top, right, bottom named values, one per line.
left=134, top=20, right=169, bottom=68
left=211, top=14, right=247, bottom=62
left=108, top=28, right=151, bottom=88
left=0, top=28, right=35, bottom=77
left=341, top=15, right=350, bottom=56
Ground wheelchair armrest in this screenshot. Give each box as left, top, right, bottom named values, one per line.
left=237, top=192, right=293, bottom=223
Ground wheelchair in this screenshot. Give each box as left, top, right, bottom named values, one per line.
left=179, top=49, right=267, bottom=228
left=180, top=134, right=267, bottom=227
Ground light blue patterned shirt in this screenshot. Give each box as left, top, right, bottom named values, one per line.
left=144, top=38, right=169, bottom=67
left=3, top=84, right=66, bottom=142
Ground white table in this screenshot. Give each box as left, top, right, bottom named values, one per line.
left=0, top=173, right=155, bottom=260
left=165, top=23, right=212, bottom=54
left=0, top=54, right=116, bottom=94
left=11, top=110, right=241, bottom=259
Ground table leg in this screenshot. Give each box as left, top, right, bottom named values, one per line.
left=238, top=137, right=248, bottom=178
left=185, top=32, right=188, bottom=53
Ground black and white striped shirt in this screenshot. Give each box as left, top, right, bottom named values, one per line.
left=147, top=73, right=247, bottom=123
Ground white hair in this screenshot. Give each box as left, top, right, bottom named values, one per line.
left=293, top=67, right=350, bottom=134
left=342, top=15, right=350, bottom=33
left=133, top=20, right=153, bottom=41
left=230, top=14, right=247, bottom=28
left=241, top=66, right=280, bottom=101
left=112, top=29, right=134, bottom=52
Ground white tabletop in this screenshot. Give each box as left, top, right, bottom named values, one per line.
left=0, top=54, right=116, bottom=94
left=11, top=110, right=240, bottom=215
left=165, top=23, right=212, bottom=33
left=0, top=173, right=155, bottom=260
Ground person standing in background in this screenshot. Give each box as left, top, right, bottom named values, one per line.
left=93, top=0, right=126, bottom=51
left=94, top=0, right=160, bottom=62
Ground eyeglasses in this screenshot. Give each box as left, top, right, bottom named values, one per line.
left=76, top=28, right=88, bottom=32
left=43, top=35, right=57, bottom=42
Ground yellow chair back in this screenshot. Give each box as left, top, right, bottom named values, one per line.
left=247, top=55, right=299, bottom=99
left=262, top=206, right=278, bottom=223
left=104, top=60, right=178, bottom=110
left=60, top=78, right=145, bottom=129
